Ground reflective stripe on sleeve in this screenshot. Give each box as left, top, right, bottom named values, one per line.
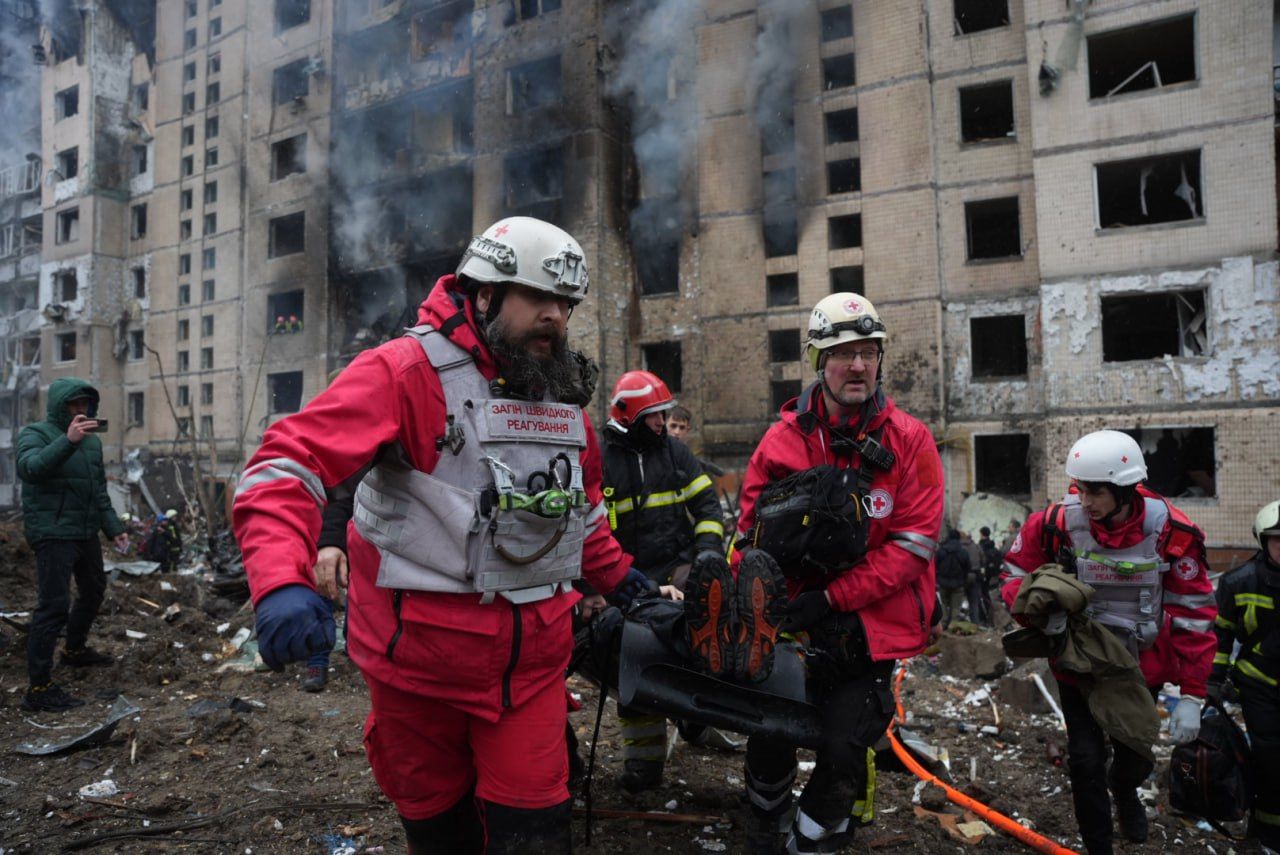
left=1164, top=591, right=1217, bottom=610
left=1236, top=659, right=1278, bottom=687
left=1213, top=615, right=1235, bottom=630
left=585, top=501, right=609, bottom=531
left=1002, top=561, right=1027, bottom=579
left=1171, top=616, right=1213, bottom=633
left=611, top=474, right=716, bottom=516
left=694, top=519, right=725, bottom=538
left=1213, top=651, right=1232, bottom=666
left=234, top=457, right=325, bottom=506
left=888, top=530, right=937, bottom=561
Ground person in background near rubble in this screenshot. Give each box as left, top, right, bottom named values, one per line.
left=233, top=217, right=665, bottom=854
left=16, top=378, right=128, bottom=712
left=935, top=529, right=969, bottom=629
left=1001, top=430, right=1216, bottom=855
left=1208, top=500, right=1280, bottom=854
left=961, top=530, right=989, bottom=626
left=999, top=518, right=1021, bottom=556
left=712, top=293, right=942, bottom=854
left=145, top=509, right=182, bottom=573
left=601, top=369, right=725, bottom=793
left=977, top=526, right=1004, bottom=621
left=667, top=403, right=727, bottom=479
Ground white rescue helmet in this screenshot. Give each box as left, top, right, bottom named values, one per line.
left=805, top=292, right=888, bottom=371
left=165, top=508, right=178, bottom=519
left=1064, top=430, right=1147, bottom=486
left=1253, top=500, right=1280, bottom=550
left=456, top=217, right=589, bottom=305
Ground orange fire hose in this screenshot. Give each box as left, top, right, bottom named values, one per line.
left=888, top=666, right=1079, bottom=855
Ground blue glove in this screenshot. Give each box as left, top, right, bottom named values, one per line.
left=608, top=567, right=658, bottom=608
left=255, top=584, right=336, bottom=672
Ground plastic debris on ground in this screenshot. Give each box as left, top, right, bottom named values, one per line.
left=216, top=640, right=268, bottom=673
left=77, top=779, right=119, bottom=798
left=15, top=696, right=141, bottom=756
left=106, top=560, right=161, bottom=577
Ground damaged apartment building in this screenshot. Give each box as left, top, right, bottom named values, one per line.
left=10, top=0, right=1279, bottom=555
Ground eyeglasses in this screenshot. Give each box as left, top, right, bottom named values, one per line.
left=825, top=347, right=882, bottom=366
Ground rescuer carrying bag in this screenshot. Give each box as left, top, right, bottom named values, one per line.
left=1167, top=698, right=1252, bottom=837
left=747, top=464, right=869, bottom=582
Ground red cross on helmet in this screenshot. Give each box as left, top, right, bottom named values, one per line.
left=608, top=370, right=674, bottom=431
left=1064, top=430, right=1147, bottom=486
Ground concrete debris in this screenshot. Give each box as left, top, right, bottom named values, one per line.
left=938, top=631, right=1009, bottom=679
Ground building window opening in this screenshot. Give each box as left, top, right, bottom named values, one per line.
left=180, top=220, right=192, bottom=240
left=269, top=212, right=306, bottom=258
left=55, top=86, right=79, bottom=120
left=56, top=331, right=76, bottom=362
left=200, top=346, right=213, bottom=369
left=412, top=5, right=473, bottom=68
left=132, top=145, right=148, bottom=176
left=55, top=270, right=77, bottom=302
left=132, top=267, right=146, bottom=298
left=177, top=351, right=190, bottom=372
left=641, top=341, right=683, bottom=393
left=201, top=383, right=214, bottom=405
left=965, top=196, right=1021, bottom=260
left=273, top=59, right=309, bottom=106
left=1096, top=150, right=1202, bottom=228
left=954, top=0, right=1009, bottom=35
left=181, top=189, right=193, bottom=211
left=202, top=279, right=215, bottom=301
left=827, top=158, right=860, bottom=194
left=822, top=54, right=856, bottom=90
left=268, top=371, right=304, bottom=414
left=516, top=0, right=561, bottom=21
left=206, top=82, right=220, bottom=104
left=970, top=315, right=1027, bottom=378
left=1127, top=426, right=1216, bottom=498
left=184, top=61, right=196, bottom=82
left=201, top=314, right=214, bottom=336
left=55, top=147, right=78, bottom=180
left=268, top=290, right=305, bottom=332
left=134, top=83, right=149, bottom=110
left=129, top=330, right=145, bottom=360
left=634, top=202, right=681, bottom=296
left=771, top=379, right=801, bottom=412
left=504, top=144, right=563, bottom=221
left=763, top=167, right=797, bottom=258
left=829, top=213, right=862, bottom=249
left=179, top=284, right=192, bottom=305
left=1087, top=14, right=1196, bottom=99
left=128, top=392, right=144, bottom=426
left=56, top=208, right=79, bottom=243
left=178, top=319, right=190, bottom=341
left=272, top=134, right=307, bottom=180
left=182, top=92, right=196, bottom=114
left=1101, top=289, right=1206, bottom=362
left=204, top=181, right=218, bottom=204
left=766, top=273, right=799, bottom=307
left=825, top=108, right=859, bottom=144
left=959, top=80, right=1014, bottom=143
left=507, top=55, right=562, bottom=114
left=830, top=265, right=864, bottom=294
left=975, top=433, right=1030, bottom=495
left=203, top=247, right=216, bottom=269
left=182, top=125, right=195, bottom=146
left=760, top=106, right=796, bottom=158
left=768, top=329, right=801, bottom=363
left=821, top=6, right=853, bottom=42
left=275, top=0, right=310, bottom=33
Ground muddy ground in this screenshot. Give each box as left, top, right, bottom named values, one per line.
left=0, top=524, right=1263, bottom=853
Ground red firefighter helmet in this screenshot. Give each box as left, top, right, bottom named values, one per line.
left=608, top=370, right=674, bottom=430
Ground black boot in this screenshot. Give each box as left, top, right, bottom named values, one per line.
left=21, top=683, right=86, bottom=713
left=619, top=758, right=663, bottom=794
left=482, top=798, right=572, bottom=855
left=1113, top=790, right=1148, bottom=843
left=401, top=791, right=483, bottom=855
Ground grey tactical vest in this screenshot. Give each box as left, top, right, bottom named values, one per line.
left=353, top=325, right=590, bottom=604
left=1061, top=493, right=1170, bottom=653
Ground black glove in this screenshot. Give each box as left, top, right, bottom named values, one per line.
left=779, top=590, right=832, bottom=633
left=693, top=549, right=728, bottom=573
left=608, top=567, right=658, bottom=608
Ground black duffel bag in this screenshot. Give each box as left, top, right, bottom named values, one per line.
left=746, top=464, right=868, bottom=583
left=1168, top=699, right=1252, bottom=835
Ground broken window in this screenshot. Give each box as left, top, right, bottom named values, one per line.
left=201, top=314, right=214, bottom=336
left=55, top=86, right=78, bottom=120
left=184, top=61, right=196, bottom=82
left=54, top=270, right=77, bottom=302
left=763, top=168, right=797, bottom=258
left=56, top=207, right=79, bottom=244
left=830, top=265, right=864, bottom=293
left=274, top=59, right=309, bottom=106
left=507, top=55, right=561, bottom=114
left=1096, top=150, right=1202, bottom=229
left=641, top=342, right=683, bottom=393
left=178, top=319, right=190, bottom=341
left=202, top=248, right=216, bottom=269
left=975, top=433, right=1031, bottom=495
left=55, top=147, right=78, bottom=179
left=176, top=417, right=191, bottom=436
left=275, top=0, right=310, bottom=32
left=129, top=330, right=145, bottom=360
left=201, top=382, right=214, bottom=405
left=822, top=54, right=855, bottom=90
left=177, top=350, right=190, bottom=372
left=1100, top=289, right=1207, bottom=362
left=959, top=80, right=1014, bottom=143
left=954, top=0, right=1009, bottom=35
left=268, top=371, right=304, bottom=413
left=827, top=158, right=860, bottom=194
left=132, top=267, right=146, bottom=298
left=411, top=5, right=472, bottom=71
left=134, top=83, right=149, bottom=110
left=504, top=145, right=563, bottom=220
left=271, top=134, right=307, bottom=180
left=515, top=0, right=561, bottom=21
left=821, top=6, right=853, bottom=42
left=635, top=205, right=681, bottom=296
left=204, top=181, right=217, bottom=204
left=200, top=346, right=213, bottom=370
left=206, top=82, right=220, bottom=105
left=203, top=213, right=216, bottom=236
left=761, top=107, right=796, bottom=158
left=182, top=125, right=195, bottom=146
left=269, top=212, right=306, bottom=258
left=179, top=254, right=192, bottom=275
left=771, top=380, right=801, bottom=412
left=768, top=329, right=801, bottom=363
left=132, top=144, right=148, bottom=176
left=965, top=196, right=1021, bottom=260
left=1126, top=426, right=1216, bottom=498
left=56, top=331, right=76, bottom=362
left=829, top=214, right=862, bottom=249
left=268, top=291, right=304, bottom=331
left=970, top=315, right=1027, bottom=378
left=1087, top=14, right=1195, bottom=99
left=178, top=284, right=191, bottom=305
left=825, top=108, right=859, bottom=144
left=128, top=392, right=144, bottom=426
left=766, top=273, right=799, bottom=307
left=183, top=92, right=196, bottom=114
left=202, top=279, right=215, bottom=301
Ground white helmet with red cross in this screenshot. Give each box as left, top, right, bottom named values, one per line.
left=1064, top=430, right=1147, bottom=486
left=805, top=293, right=888, bottom=371
left=456, top=217, right=589, bottom=304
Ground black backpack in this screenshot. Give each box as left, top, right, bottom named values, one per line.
left=1168, top=700, right=1252, bottom=833
left=746, top=465, right=868, bottom=583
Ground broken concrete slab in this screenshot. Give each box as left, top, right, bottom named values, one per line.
left=938, top=630, right=1009, bottom=679
left=997, top=660, right=1061, bottom=715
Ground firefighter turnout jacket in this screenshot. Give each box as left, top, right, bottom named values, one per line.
left=1212, top=552, right=1280, bottom=692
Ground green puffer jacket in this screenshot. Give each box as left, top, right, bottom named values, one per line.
left=16, top=377, right=124, bottom=545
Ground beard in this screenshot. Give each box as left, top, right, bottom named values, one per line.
left=486, top=316, right=580, bottom=403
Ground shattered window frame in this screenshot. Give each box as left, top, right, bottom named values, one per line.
left=271, top=134, right=307, bottom=181
left=1086, top=14, right=1197, bottom=101
left=969, top=315, right=1028, bottom=379
left=267, top=291, right=304, bottom=332
left=506, top=54, right=563, bottom=115
left=822, top=54, right=856, bottom=91
left=275, top=0, right=312, bottom=34
left=128, top=330, right=145, bottom=361
left=828, top=213, right=862, bottom=250
left=953, top=0, right=1010, bottom=36
left=55, top=331, right=76, bottom=363
left=184, top=61, right=197, bottom=83
left=200, top=346, right=214, bottom=370
left=974, top=433, right=1032, bottom=496
left=206, top=82, right=220, bottom=105
left=964, top=196, right=1022, bottom=261
left=131, top=204, right=148, bottom=240
left=820, top=6, right=853, bottom=42
left=55, top=85, right=79, bottom=120
left=268, top=211, right=307, bottom=258
left=830, top=265, right=864, bottom=294
left=209, top=17, right=222, bottom=38
left=826, top=158, right=861, bottom=195
left=55, top=269, right=77, bottom=302
left=1094, top=149, right=1203, bottom=231
left=273, top=59, right=310, bottom=106
left=824, top=107, right=859, bottom=144
left=958, top=79, right=1015, bottom=144
left=1124, top=426, right=1217, bottom=499
left=178, top=319, right=190, bottom=342
left=132, top=267, right=146, bottom=299
left=514, top=0, right=561, bottom=22
left=765, top=273, right=799, bottom=308
left=201, top=382, right=214, bottom=406
left=178, top=284, right=191, bottom=305
left=268, top=371, right=305, bottom=414
left=503, top=144, right=563, bottom=219
left=132, top=144, right=149, bottom=176
left=767, top=329, right=802, bottom=364
left=55, top=146, right=78, bottom=180
left=177, top=351, right=190, bottom=373
left=179, top=254, right=192, bottom=275
left=641, top=342, right=683, bottom=394
left=1100, top=289, right=1208, bottom=362
left=205, top=116, right=219, bottom=139
left=55, top=207, right=80, bottom=244
left=128, top=392, right=145, bottom=427
left=182, top=125, right=195, bottom=146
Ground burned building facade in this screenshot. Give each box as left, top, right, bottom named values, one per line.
left=13, top=0, right=1279, bottom=552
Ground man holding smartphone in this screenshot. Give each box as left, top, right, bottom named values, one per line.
left=17, top=378, right=128, bottom=712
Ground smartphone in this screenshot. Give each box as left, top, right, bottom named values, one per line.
left=89, top=419, right=108, bottom=433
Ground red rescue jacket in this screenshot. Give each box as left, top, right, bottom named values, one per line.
left=1000, top=488, right=1217, bottom=697
left=733, top=383, right=944, bottom=661
left=233, top=276, right=630, bottom=720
